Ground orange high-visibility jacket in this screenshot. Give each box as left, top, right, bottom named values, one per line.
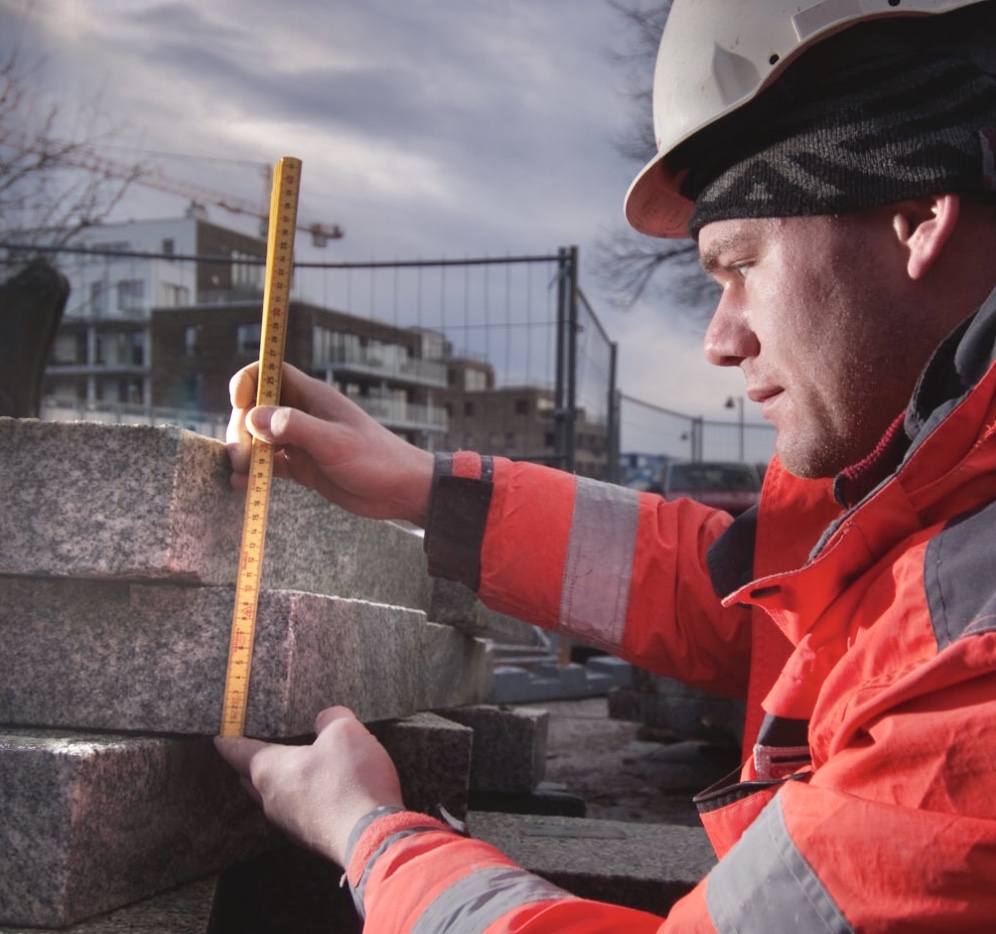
left=346, top=293, right=996, bottom=932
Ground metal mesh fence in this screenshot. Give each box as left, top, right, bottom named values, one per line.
left=9, top=240, right=774, bottom=484
left=291, top=254, right=562, bottom=392
left=618, top=392, right=776, bottom=489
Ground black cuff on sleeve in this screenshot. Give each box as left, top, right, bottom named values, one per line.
left=424, top=457, right=494, bottom=591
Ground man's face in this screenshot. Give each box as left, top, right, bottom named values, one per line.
left=698, top=213, right=939, bottom=479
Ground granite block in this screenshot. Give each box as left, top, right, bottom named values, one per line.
left=0, top=730, right=278, bottom=929
left=0, top=877, right=217, bottom=934
left=0, top=419, right=430, bottom=611
left=441, top=705, right=548, bottom=793
left=428, top=578, right=540, bottom=643
left=468, top=811, right=716, bottom=917
left=607, top=670, right=745, bottom=746
left=0, top=577, right=488, bottom=737
left=419, top=622, right=494, bottom=711
left=371, top=712, right=474, bottom=819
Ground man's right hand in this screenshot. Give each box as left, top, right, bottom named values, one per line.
left=226, top=363, right=435, bottom=526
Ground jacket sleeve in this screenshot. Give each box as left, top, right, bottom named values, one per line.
left=685, top=660, right=996, bottom=932
left=345, top=809, right=670, bottom=934
left=424, top=452, right=752, bottom=697
left=344, top=661, right=996, bottom=934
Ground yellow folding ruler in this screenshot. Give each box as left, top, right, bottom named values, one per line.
left=219, top=156, right=302, bottom=737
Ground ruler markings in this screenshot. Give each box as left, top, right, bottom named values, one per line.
left=219, top=156, right=302, bottom=737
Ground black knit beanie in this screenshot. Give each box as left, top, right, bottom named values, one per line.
left=687, top=53, right=996, bottom=239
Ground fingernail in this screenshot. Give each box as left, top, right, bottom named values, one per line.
left=248, top=406, right=275, bottom=438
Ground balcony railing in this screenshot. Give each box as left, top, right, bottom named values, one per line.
left=40, top=399, right=228, bottom=440
left=40, top=394, right=447, bottom=441
left=316, top=350, right=447, bottom=388
left=346, top=395, right=448, bottom=432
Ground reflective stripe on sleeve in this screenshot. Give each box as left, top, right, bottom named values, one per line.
left=352, top=825, right=443, bottom=914
left=409, top=865, right=575, bottom=934
left=558, top=476, right=639, bottom=649
left=706, top=793, right=854, bottom=934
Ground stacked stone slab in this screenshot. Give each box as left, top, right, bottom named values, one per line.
left=0, top=418, right=498, bottom=929
left=608, top=666, right=746, bottom=747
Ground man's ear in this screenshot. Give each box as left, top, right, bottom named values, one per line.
left=892, top=194, right=960, bottom=280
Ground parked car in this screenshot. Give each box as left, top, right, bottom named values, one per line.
left=663, top=460, right=762, bottom=516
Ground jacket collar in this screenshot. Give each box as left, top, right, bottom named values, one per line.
left=709, top=284, right=996, bottom=600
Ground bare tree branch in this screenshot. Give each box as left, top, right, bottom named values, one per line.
left=0, top=37, right=142, bottom=266
left=593, top=0, right=717, bottom=319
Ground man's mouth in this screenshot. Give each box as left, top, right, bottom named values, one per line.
left=748, top=386, right=783, bottom=419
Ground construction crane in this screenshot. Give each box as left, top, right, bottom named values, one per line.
left=0, top=128, right=344, bottom=247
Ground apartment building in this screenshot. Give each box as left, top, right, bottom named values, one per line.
left=43, top=212, right=265, bottom=409
left=152, top=301, right=452, bottom=449
left=37, top=215, right=609, bottom=474
left=440, top=371, right=609, bottom=479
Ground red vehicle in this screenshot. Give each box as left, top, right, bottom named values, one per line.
left=663, top=460, right=761, bottom=516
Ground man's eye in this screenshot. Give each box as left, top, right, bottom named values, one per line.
left=730, top=262, right=751, bottom=280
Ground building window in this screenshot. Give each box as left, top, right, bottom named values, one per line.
left=162, top=283, right=190, bottom=306
left=131, top=331, right=145, bottom=366
left=116, top=279, right=145, bottom=316
left=184, top=326, right=200, bottom=357
left=52, top=331, right=86, bottom=365
left=90, top=281, right=108, bottom=317
left=236, top=323, right=261, bottom=355
left=464, top=368, right=488, bottom=391
left=515, top=398, right=529, bottom=415
left=232, top=250, right=262, bottom=290
left=162, top=238, right=175, bottom=256
left=181, top=375, right=201, bottom=408
left=463, top=401, right=475, bottom=417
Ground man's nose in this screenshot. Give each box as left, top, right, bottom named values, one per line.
left=703, top=297, right=758, bottom=368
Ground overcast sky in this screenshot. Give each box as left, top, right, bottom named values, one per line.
left=2, top=0, right=761, bottom=451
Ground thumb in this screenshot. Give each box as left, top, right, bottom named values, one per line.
left=246, top=405, right=291, bottom=443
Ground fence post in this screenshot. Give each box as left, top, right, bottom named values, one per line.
left=554, top=246, right=579, bottom=474
left=607, top=344, right=620, bottom=484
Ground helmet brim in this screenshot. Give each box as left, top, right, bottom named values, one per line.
left=623, top=152, right=694, bottom=240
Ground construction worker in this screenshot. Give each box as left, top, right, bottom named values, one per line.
left=217, top=1, right=996, bottom=929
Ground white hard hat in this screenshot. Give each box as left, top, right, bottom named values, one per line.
left=624, top=0, right=993, bottom=239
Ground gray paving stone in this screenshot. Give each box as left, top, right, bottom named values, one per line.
left=608, top=669, right=746, bottom=746
left=441, top=705, right=548, bottom=793
left=0, top=419, right=430, bottom=612
left=0, top=730, right=277, bottom=929
left=0, top=577, right=489, bottom=737
left=468, top=811, right=717, bottom=918
left=587, top=655, right=633, bottom=690
left=371, top=712, right=474, bottom=819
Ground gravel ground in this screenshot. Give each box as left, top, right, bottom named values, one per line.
left=531, top=696, right=741, bottom=826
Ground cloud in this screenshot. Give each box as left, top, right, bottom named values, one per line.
left=0, top=0, right=749, bottom=440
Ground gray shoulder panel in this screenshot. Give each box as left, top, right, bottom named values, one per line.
left=925, top=500, right=996, bottom=650
left=706, top=794, right=854, bottom=934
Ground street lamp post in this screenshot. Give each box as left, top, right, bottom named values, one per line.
left=725, top=395, right=744, bottom=462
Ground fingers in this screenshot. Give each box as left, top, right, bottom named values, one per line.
left=226, top=363, right=324, bottom=479
left=214, top=734, right=268, bottom=776
left=229, top=364, right=260, bottom=410
left=315, top=705, right=355, bottom=734
left=226, top=365, right=258, bottom=479
left=213, top=707, right=405, bottom=866
left=213, top=735, right=269, bottom=804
